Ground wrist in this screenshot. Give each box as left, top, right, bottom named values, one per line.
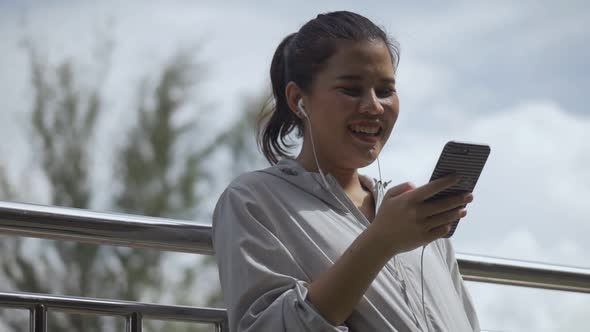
left=363, top=223, right=399, bottom=262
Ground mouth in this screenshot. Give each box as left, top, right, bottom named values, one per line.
left=347, top=124, right=383, bottom=144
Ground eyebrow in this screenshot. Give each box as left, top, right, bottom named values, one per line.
left=335, top=74, right=396, bottom=84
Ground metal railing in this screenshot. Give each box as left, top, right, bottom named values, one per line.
left=1, top=200, right=590, bottom=331
left=0, top=291, right=228, bottom=332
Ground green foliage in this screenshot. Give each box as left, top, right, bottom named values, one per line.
left=113, top=51, right=218, bottom=332
left=0, top=38, right=264, bottom=331
left=219, top=91, right=271, bottom=173
left=0, top=40, right=106, bottom=331
left=115, top=51, right=208, bottom=219
left=30, top=60, right=97, bottom=208
left=0, top=166, right=16, bottom=201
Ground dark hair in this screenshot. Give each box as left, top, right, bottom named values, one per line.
left=257, top=11, right=400, bottom=165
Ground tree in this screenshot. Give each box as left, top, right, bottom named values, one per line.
left=112, top=50, right=221, bottom=332
left=0, top=39, right=107, bottom=331
left=0, top=37, right=263, bottom=331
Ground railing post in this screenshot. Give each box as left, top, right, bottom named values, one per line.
left=218, top=318, right=230, bottom=332
left=30, top=304, right=47, bottom=332
left=127, top=312, right=143, bottom=332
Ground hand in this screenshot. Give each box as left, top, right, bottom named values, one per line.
left=370, top=174, right=473, bottom=256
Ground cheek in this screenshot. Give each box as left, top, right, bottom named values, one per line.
left=315, top=93, right=354, bottom=128
left=386, top=96, right=400, bottom=122
left=382, top=99, right=400, bottom=137
left=325, top=92, right=356, bottom=112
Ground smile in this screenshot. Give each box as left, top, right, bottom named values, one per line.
left=347, top=125, right=383, bottom=144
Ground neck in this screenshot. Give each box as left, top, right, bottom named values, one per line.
left=295, top=144, right=362, bottom=194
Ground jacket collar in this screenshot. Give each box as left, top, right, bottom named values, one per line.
left=258, top=158, right=391, bottom=218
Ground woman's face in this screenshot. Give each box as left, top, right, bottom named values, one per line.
left=303, top=39, right=399, bottom=169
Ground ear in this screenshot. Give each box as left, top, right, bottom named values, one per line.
left=285, top=81, right=305, bottom=119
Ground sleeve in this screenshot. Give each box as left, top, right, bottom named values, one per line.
left=212, top=184, right=349, bottom=332
left=436, top=239, right=481, bottom=332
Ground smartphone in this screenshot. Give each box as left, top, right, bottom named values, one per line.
left=426, top=141, right=490, bottom=238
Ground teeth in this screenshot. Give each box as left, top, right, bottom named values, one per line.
left=349, top=125, right=380, bottom=134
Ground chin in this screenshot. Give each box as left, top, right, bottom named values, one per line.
left=349, top=150, right=380, bottom=169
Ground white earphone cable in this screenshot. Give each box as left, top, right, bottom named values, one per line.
left=421, top=245, right=431, bottom=332
left=301, top=103, right=430, bottom=332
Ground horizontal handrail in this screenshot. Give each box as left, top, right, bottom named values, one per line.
left=0, top=291, right=228, bottom=332
left=2, top=200, right=590, bottom=294
left=0, top=201, right=213, bottom=255
left=0, top=291, right=226, bottom=322
left=458, top=253, right=590, bottom=293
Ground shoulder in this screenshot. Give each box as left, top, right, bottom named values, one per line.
left=212, top=168, right=290, bottom=246
left=223, top=168, right=280, bottom=197
left=215, top=163, right=292, bottom=214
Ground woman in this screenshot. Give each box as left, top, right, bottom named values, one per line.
left=213, top=11, right=480, bottom=332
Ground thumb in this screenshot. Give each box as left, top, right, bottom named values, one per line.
left=384, top=182, right=416, bottom=200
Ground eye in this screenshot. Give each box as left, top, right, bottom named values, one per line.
left=339, top=87, right=362, bottom=97
left=376, top=87, right=396, bottom=98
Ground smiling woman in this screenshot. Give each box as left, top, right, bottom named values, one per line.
left=213, top=11, right=479, bottom=332
left=287, top=39, right=397, bottom=169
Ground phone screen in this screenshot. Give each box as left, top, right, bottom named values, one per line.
left=426, top=141, right=490, bottom=238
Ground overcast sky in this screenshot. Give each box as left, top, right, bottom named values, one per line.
left=1, top=0, right=589, bottom=330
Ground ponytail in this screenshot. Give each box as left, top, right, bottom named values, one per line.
left=257, top=33, right=302, bottom=165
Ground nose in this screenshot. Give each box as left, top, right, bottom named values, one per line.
left=359, top=89, right=384, bottom=115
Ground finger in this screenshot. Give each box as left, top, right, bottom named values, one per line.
left=383, top=182, right=416, bottom=200
left=422, top=207, right=467, bottom=230
left=409, top=174, right=460, bottom=202
left=426, top=222, right=454, bottom=242
left=419, top=193, right=473, bottom=218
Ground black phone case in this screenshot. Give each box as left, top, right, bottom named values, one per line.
left=426, top=141, right=490, bottom=238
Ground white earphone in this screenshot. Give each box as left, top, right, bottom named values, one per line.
left=297, top=99, right=308, bottom=118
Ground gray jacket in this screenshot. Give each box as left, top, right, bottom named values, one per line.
left=213, top=158, right=480, bottom=332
